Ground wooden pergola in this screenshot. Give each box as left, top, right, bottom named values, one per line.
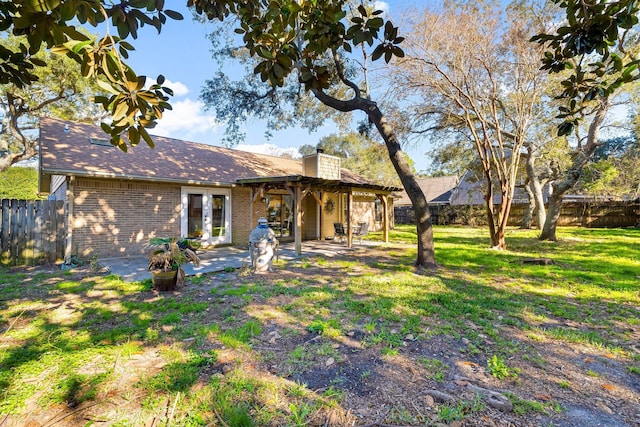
left=237, top=175, right=401, bottom=255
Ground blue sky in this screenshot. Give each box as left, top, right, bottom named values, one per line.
left=122, top=1, right=432, bottom=171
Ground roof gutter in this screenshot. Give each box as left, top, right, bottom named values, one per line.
left=40, top=168, right=237, bottom=189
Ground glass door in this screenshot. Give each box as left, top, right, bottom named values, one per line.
left=187, top=194, right=204, bottom=238
left=266, top=194, right=293, bottom=239
left=210, top=195, right=227, bottom=240
left=181, top=188, right=231, bottom=246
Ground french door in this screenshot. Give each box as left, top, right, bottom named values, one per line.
left=181, top=187, right=231, bottom=246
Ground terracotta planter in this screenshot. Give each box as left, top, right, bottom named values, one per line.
left=151, top=269, right=178, bottom=291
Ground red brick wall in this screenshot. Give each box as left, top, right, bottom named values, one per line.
left=231, top=187, right=268, bottom=246
left=71, top=178, right=181, bottom=258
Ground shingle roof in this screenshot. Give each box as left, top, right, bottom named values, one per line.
left=449, top=171, right=537, bottom=205
left=393, top=176, right=459, bottom=206
left=39, top=118, right=387, bottom=190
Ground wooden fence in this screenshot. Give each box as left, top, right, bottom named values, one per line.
left=395, top=200, right=640, bottom=228
left=1, top=199, right=66, bottom=266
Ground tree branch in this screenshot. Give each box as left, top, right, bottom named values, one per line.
left=331, top=49, right=361, bottom=99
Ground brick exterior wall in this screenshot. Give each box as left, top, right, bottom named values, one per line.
left=65, top=179, right=270, bottom=258
left=231, top=187, right=268, bottom=247
left=70, top=178, right=181, bottom=258
left=341, top=194, right=394, bottom=233
left=49, top=176, right=393, bottom=259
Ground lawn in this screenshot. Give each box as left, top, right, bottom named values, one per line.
left=1, top=226, right=639, bottom=426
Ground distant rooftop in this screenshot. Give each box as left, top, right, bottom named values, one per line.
left=394, top=176, right=459, bottom=205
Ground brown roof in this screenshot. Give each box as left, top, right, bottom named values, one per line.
left=394, top=176, right=459, bottom=206
left=39, top=118, right=390, bottom=191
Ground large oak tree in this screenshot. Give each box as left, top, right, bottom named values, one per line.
left=0, top=0, right=183, bottom=149
left=1, top=33, right=105, bottom=171
left=192, top=0, right=437, bottom=267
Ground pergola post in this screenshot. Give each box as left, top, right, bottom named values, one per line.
left=379, top=194, right=389, bottom=243
left=347, top=189, right=353, bottom=248
left=310, top=191, right=323, bottom=240
left=294, top=184, right=302, bottom=255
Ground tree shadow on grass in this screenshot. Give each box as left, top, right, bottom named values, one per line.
left=0, top=227, right=638, bottom=425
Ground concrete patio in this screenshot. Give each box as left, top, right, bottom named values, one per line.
left=100, top=240, right=380, bottom=282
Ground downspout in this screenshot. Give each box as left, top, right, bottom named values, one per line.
left=65, top=176, right=75, bottom=264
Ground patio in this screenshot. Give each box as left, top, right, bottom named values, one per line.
left=101, top=240, right=383, bottom=282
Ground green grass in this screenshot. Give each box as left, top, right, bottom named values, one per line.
left=487, top=354, right=520, bottom=380
left=506, top=392, right=563, bottom=415
left=0, top=225, right=638, bottom=425
left=420, top=357, right=449, bottom=382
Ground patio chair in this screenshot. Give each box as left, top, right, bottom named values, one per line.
left=354, top=221, right=369, bottom=244
left=333, top=223, right=346, bottom=242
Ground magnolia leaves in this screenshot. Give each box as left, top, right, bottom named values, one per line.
left=1, top=0, right=183, bottom=150
left=532, top=0, right=640, bottom=136
left=95, top=74, right=173, bottom=151
left=214, top=1, right=405, bottom=92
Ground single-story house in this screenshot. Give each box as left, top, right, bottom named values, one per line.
left=449, top=170, right=533, bottom=206
left=38, top=118, right=399, bottom=260
left=393, top=175, right=459, bottom=224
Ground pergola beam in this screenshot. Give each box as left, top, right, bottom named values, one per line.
left=239, top=177, right=399, bottom=254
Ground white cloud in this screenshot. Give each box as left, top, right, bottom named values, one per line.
left=150, top=98, right=219, bottom=142
left=373, top=1, right=390, bottom=14
left=236, top=143, right=301, bottom=159
left=145, top=78, right=190, bottom=97
left=165, top=80, right=189, bottom=97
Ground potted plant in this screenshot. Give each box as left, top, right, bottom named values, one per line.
left=147, top=238, right=201, bottom=291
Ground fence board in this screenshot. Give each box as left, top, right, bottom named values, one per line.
left=33, top=201, right=43, bottom=264
left=0, top=199, right=66, bottom=266
left=1, top=199, right=8, bottom=257
left=395, top=200, right=640, bottom=228
left=26, top=201, right=35, bottom=265
left=11, top=201, right=21, bottom=265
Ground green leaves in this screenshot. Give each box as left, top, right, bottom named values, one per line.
left=532, top=0, right=640, bottom=136
left=1, top=0, right=184, bottom=149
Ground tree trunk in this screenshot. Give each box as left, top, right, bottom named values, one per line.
left=540, top=97, right=610, bottom=240
left=521, top=181, right=534, bottom=229
left=312, top=88, right=436, bottom=268
left=371, top=111, right=436, bottom=268
left=523, top=147, right=546, bottom=230
left=482, top=172, right=507, bottom=249
left=540, top=192, right=563, bottom=240
left=1, top=93, right=39, bottom=172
